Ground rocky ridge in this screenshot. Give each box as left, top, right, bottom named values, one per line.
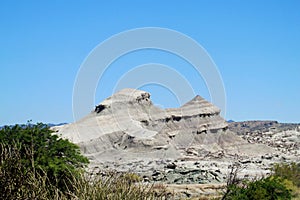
left=229, top=121, right=300, bottom=159
left=53, top=89, right=299, bottom=190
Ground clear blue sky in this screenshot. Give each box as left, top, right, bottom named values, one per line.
left=1, top=0, right=299, bottom=125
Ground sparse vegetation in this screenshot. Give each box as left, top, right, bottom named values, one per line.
left=0, top=123, right=169, bottom=199
left=0, top=122, right=89, bottom=193
left=222, top=176, right=291, bottom=200
left=221, top=162, right=300, bottom=200
left=273, top=162, right=300, bottom=199
left=273, top=162, right=300, bottom=187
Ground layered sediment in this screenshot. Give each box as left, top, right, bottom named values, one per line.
left=53, top=88, right=297, bottom=186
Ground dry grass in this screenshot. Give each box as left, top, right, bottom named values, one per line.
left=0, top=143, right=170, bottom=200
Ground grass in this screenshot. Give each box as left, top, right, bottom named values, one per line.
left=0, top=142, right=170, bottom=200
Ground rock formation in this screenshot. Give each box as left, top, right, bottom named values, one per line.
left=53, top=88, right=297, bottom=185
left=55, top=89, right=255, bottom=160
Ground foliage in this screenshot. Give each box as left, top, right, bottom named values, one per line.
left=223, top=176, right=291, bottom=200
left=222, top=164, right=292, bottom=200
left=272, top=162, right=300, bottom=199
left=0, top=143, right=169, bottom=199
left=0, top=142, right=61, bottom=199
left=68, top=170, right=170, bottom=200
left=273, top=162, right=300, bottom=187
left=0, top=123, right=169, bottom=199
left=0, top=122, right=89, bottom=191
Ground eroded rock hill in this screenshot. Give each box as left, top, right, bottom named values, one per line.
left=53, top=88, right=292, bottom=185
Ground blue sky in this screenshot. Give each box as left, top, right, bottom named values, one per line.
left=1, top=0, right=299, bottom=125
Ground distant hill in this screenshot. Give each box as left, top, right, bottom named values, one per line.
left=47, top=123, right=67, bottom=127
left=0, top=122, right=67, bottom=130
left=228, top=120, right=300, bottom=135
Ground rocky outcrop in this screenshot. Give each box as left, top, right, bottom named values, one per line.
left=229, top=121, right=300, bottom=157
left=54, top=88, right=233, bottom=157
left=53, top=88, right=285, bottom=185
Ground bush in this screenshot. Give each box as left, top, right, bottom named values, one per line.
left=273, top=162, right=300, bottom=187
left=0, top=123, right=89, bottom=192
left=223, top=177, right=291, bottom=200
left=0, top=123, right=169, bottom=199
left=273, top=162, right=300, bottom=199
left=0, top=142, right=63, bottom=199
left=0, top=143, right=169, bottom=199
left=222, top=164, right=292, bottom=200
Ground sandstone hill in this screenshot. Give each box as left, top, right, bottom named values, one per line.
left=53, top=88, right=299, bottom=187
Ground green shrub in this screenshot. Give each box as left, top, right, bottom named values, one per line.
left=0, top=142, right=62, bottom=199
left=223, top=176, right=291, bottom=200
left=273, top=162, right=300, bottom=187
left=0, top=123, right=169, bottom=199
left=0, top=143, right=168, bottom=199
left=272, top=162, right=300, bottom=199
left=0, top=123, right=89, bottom=192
